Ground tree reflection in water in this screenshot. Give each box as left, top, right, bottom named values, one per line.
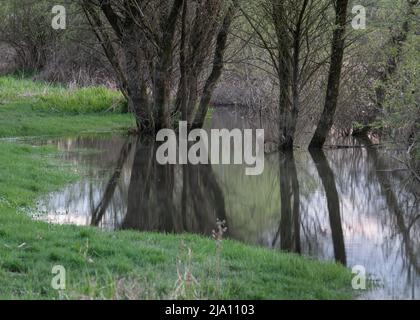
left=309, top=149, right=346, bottom=266
left=91, top=138, right=228, bottom=235
left=273, top=151, right=301, bottom=253
left=273, top=149, right=346, bottom=266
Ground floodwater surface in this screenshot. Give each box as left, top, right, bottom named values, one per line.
left=33, top=108, right=419, bottom=300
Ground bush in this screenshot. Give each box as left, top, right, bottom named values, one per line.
left=381, top=33, right=419, bottom=158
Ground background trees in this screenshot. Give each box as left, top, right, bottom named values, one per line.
left=0, top=0, right=418, bottom=157
left=0, top=0, right=115, bottom=85
left=0, top=0, right=60, bottom=72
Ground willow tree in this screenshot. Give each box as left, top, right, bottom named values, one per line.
left=242, top=0, right=332, bottom=150
left=309, top=0, right=349, bottom=148
left=81, top=0, right=238, bottom=133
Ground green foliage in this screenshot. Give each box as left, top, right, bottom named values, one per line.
left=380, top=32, right=419, bottom=157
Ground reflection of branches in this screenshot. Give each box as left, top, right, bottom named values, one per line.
left=360, top=137, right=420, bottom=274
left=273, top=151, right=300, bottom=253
left=391, top=149, right=420, bottom=184
left=121, top=139, right=227, bottom=235
left=328, top=145, right=375, bottom=221
left=309, top=149, right=346, bottom=266
left=186, top=163, right=228, bottom=235
left=91, top=139, right=133, bottom=226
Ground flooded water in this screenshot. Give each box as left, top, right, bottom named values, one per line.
left=33, top=108, right=419, bottom=300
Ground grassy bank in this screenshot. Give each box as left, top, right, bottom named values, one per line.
left=0, top=76, right=134, bottom=137
left=0, top=77, right=354, bottom=299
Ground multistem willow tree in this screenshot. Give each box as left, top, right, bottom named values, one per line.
left=242, top=0, right=332, bottom=150
left=309, top=0, right=349, bottom=148
left=81, top=0, right=238, bottom=133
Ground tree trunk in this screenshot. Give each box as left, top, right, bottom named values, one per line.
left=123, top=40, right=153, bottom=132
left=290, top=27, right=301, bottom=149
left=153, top=56, right=171, bottom=130
left=273, top=2, right=293, bottom=150
left=193, top=0, right=239, bottom=129
left=179, top=0, right=188, bottom=122
left=187, top=76, right=199, bottom=124
left=289, top=0, right=308, bottom=149
left=154, top=0, right=184, bottom=130
left=309, top=0, right=349, bottom=149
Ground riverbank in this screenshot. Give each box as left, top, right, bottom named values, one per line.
left=0, top=76, right=354, bottom=299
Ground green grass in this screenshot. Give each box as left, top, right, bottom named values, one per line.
left=0, top=75, right=133, bottom=138
left=0, top=75, right=127, bottom=114
left=0, top=76, right=355, bottom=299
left=0, top=104, right=134, bottom=138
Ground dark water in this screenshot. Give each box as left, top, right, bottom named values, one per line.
left=33, top=108, right=419, bottom=300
